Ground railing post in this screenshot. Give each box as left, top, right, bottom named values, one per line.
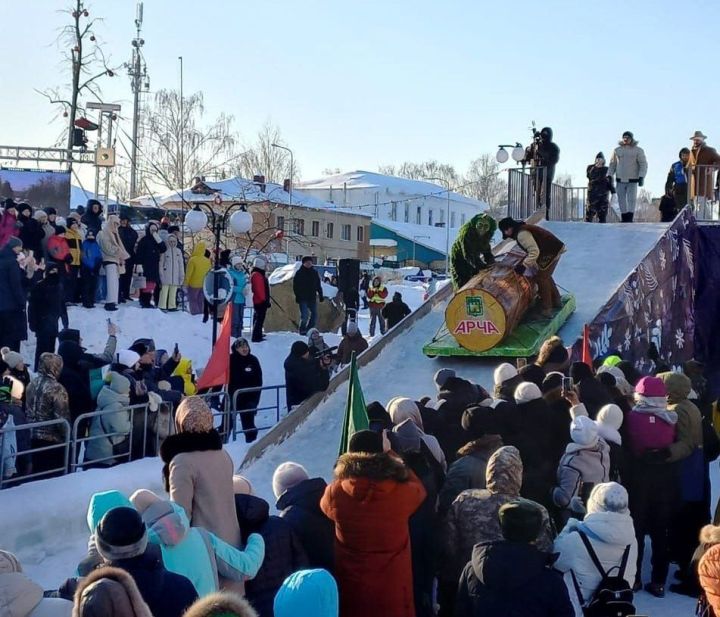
left=0, top=430, right=5, bottom=488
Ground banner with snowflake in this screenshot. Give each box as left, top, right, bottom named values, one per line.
left=572, top=208, right=698, bottom=374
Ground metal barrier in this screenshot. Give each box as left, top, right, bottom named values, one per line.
left=231, top=385, right=286, bottom=440
left=0, top=419, right=71, bottom=488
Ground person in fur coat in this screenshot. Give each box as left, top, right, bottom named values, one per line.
left=320, top=430, right=425, bottom=617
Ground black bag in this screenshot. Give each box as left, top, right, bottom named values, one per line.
left=697, top=592, right=715, bottom=617
left=571, top=530, right=636, bottom=617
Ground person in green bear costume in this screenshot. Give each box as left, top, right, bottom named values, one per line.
left=449, top=213, right=497, bottom=289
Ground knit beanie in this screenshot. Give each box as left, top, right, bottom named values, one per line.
left=114, top=350, right=140, bottom=369
left=433, top=368, right=456, bottom=391
left=634, top=375, right=666, bottom=398
left=346, top=321, right=359, bottom=336
left=253, top=257, right=266, bottom=269
left=498, top=499, right=544, bottom=543
left=1, top=347, right=24, bottom=370
left=518, top=364, right=546, bottom=388
left=274, top=569, right=338, bottom=617
left=595, top=152, right=605, bottom=161
left=514, top=382, right=542, bottom=404
left=587, top=482, right=629, bottom=515
left=175, top=396, right=214, bottom=433
left=570, top=415, right=599, bottom=447
left=494, top=363, right=518, bottom=386
left=596, top=404, right=624, bottom=430
left=348, top=429, right=383, bottom=454
left=95, top=507, right=148, bottom=561
left=0, top=550, right=21, bottom=574
left=272, top=462, right=310, bottom=499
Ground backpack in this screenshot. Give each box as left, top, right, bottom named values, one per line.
left=570, top=530, right=636, bottom=617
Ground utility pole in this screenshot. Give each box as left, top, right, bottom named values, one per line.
left=127, top=1, right=149, bottom=198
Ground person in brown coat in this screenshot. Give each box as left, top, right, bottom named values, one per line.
left=320, top=430, right=426, bottom=617
left=688, top=130, right=720, bottom=204
left=498, top=218, right=566, bottom=317
left=336, top=321, right=368, bottom=366
left=160, top=396, right=241, bottom=548
left=184, top=592, right=258, bottom=617
left=73, top=566, right=153, bottom=617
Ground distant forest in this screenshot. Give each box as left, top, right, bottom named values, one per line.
left=0, top=173, right=70, bottom=213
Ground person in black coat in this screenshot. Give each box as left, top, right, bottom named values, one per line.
left=62, top=506, right=198, bottom=617
left=0, top=238, right=31, bottom=352
left=434, top=375, right=486, bottom=464
left=57, top=340, right=95, bottom=425
left=81, top=199, right=104, bottom=236
left=272, top=463, right=335, bottom=573
left=455, top=499, right=573, bottom=617
left=283, top=341, right=330, bottom=409
left=134, top=221, right=167, bottom=308
left=17, top=203, right=44, bottom=257
left=570, top=361, right=612, bottom=418
left=381, top=291, right=412, bottom=329
left=228, top=337, right=262, bottom=443
left=28, top=264, right=64, bottom=371
left=292, top=257, right=324, bottom=335
left=234, top=492, right=308, bottom=617
left=118, top=213, right=138, bottom=303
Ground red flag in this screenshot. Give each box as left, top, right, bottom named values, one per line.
left=197, top=304, right=233, bottom=390
left=581, top=324, right=592, bottom=367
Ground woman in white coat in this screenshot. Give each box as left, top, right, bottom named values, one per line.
left=553, top=482, right=638, bottom=616
left=159, top=234, right=185, bottom=311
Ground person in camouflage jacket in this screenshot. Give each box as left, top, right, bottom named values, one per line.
left=25, top=352, right=70, bottom=475
left=437, top=445, right=555, bottom=617
left=449, top=213, right=496, bottom=290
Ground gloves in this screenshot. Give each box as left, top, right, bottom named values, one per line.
left=641, top=447, right=670, bottom=464
left=569, top=496, right=587, bottom=517
left=148, top=391, right=163, bottom=412
left=638, top=177, right=644, bottom=187
left=514, top=264, right=525, bottom=275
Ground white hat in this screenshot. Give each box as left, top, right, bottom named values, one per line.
left=386, top=397, right=423, bottom=429
left=272, top=462, right=309, bottom=499
left=253, top=257, right=266, bottom=269
left=1, top=347, right=25, bottom=370
left=231, top=255, right=243, bottom=267
left=513, top=381, right=542, bottom=404
left=494, top=363, right=518, bottom=386
left=115, top=350, right=140, bottom=369
left=587, top=482, right=629, bottom=515
left=597, top=404, right=624, bottom=431
left=570, top=415, right=599, bottom=447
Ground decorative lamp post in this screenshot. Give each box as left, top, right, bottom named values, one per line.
left=271, top=143, right=294, bottom=205
left=496, top=143, right=526, bottom=164
left=185, top=198, right=253, bottom=346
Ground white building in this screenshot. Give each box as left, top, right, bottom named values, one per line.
left=296, top=170, right=487, bottom=230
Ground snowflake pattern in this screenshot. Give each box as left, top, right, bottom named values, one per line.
left=659, top=248, right=666, bottom=271
left=623, top=329, right=632, bottom=351
left=675, top=329, right=685, bottom=349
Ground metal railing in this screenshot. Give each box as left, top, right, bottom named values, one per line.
left=0, top=383, right=286, bottom=489
left=688, top=164, right=719, bottom=221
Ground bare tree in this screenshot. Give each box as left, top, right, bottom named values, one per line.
left=462, top=154, right=508, bottom=216
left=38, top=1, right=119, bottom=154
left=635, top=188, right=658, bottom=222
left=554, top=173, right=574, bottom=188
left=322, top=167, right=342, bottom=176
left=233, top=122, right=300, bottom=184
left=140, top=89, right=237, bottom=190
left=379, top=160, right=459, bottom=186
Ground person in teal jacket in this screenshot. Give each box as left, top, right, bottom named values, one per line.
left=274, top=569, right=339, bottom=617
left=78, top=489, right=266, bottom=598
left=229, top=256, right=249, bottom=338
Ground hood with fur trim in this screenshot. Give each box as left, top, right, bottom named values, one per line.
left=183, top=592, right=258, bottom=617
left=701, top=525, right=720, bottom=547
left=485, top=445, right=522, bottom=495
left=73, top=566, right=153, bottom=617
left=334, top=452, right=409, bottom=483
left=658, top=371, right=692, bottom=405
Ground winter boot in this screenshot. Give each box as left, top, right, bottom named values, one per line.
left=628, top=211, right=635, bottom=222
left=621, top=212, right=631, bottom=223
left=139, top=292, right=152, bottom=308
left=104, top=303, right=118, bottom=312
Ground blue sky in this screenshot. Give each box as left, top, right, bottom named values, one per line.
left=1, top=0, right=718, bottom=195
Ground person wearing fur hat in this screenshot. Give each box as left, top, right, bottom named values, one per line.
left=585, top=152, right=615, bottom=223
left=273, top=463, right=335, bottom=573
left=183, top=592, right=259, bottom=617
left=273, top=569, right=338, bottom=617
left=553, top=483, right=638, bottom=617
left=698, top=525, right=720, bottom=615
left=608, top=131, right=648, bottom=222
left=454, top=499, right=573, bottom=617
left=336, top=321, right=368, bottom=366
left=0, top=198, right=20, bottom=250
left=283, top=341, right=330, bottom=409
left=250, top=257, right=270, bottom=342
left=320, top=430, right=425, bottom=617
left=81, top=200, right=104, bottom=236
left=536, top=335, right=572, bottom=374
left=624, top=376, right=679, bottom=597
left=158, top=234, right=184, bottom=311
left=161, top=396, right=242, bottom=549
left=0, top=549, right=72, bottom=617
left=552, top=416, right=610, bottom=522
left=0, top=236, right=33, bottom=353
left=133, top=221, right=166, bottom=309
left=84, top=507, right=198, bottom=617
left=507, top=382, right=559, bottom=508
left=72, top=566, right=151, bottom=617
left=229, top=338, right=263, bottom=443
left=184, top=242, right=212, bottom=315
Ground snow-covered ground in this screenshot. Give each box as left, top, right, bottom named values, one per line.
left=3, top=222, right=702, bottom=614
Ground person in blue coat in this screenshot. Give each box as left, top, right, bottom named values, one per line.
left=274, top=569, right=339, bottom=617
left=80, top=230, right=103, bottom=308
left=228, top=256, right=249, bottom=338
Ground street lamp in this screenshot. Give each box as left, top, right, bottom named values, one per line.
left=271, top=143, right=294, bottom=206
left=496, top=143, right=526, bottom=164
left=412, top=234, right=430, bottom=265
left=185, top=199, right=253, bottom=346
left=424, top=176, right=451, bottom=275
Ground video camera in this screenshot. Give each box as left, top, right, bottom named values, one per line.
left=314, top=345, right=339, bottom=360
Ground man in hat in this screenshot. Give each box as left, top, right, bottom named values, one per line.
left=293, top=256, right=324, bottom=335
left=608, top=131, right=648, bottom=222
left=586, top=152, right=615, bottom=223
left=498, top=217, right=565, bottom=318
left=688, top=130, right=720, bottom=208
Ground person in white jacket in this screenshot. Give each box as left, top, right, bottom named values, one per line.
left=0, top=550, right=72, bottom=617
left=553, top=482, right=638, bottom=616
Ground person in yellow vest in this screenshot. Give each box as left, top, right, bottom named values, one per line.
left=184, top=242, right=211, bottom=315
left=367, top=275, right=389, bottom=336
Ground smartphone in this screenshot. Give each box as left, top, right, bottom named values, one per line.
left=173, top=343, right=179, bottom=355
left=516, top=358, right=527, bottom=369
left=562, top=376, right=573, bottom=395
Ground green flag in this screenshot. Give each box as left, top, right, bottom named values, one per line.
left=338, top=352, right=369, bottom=456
